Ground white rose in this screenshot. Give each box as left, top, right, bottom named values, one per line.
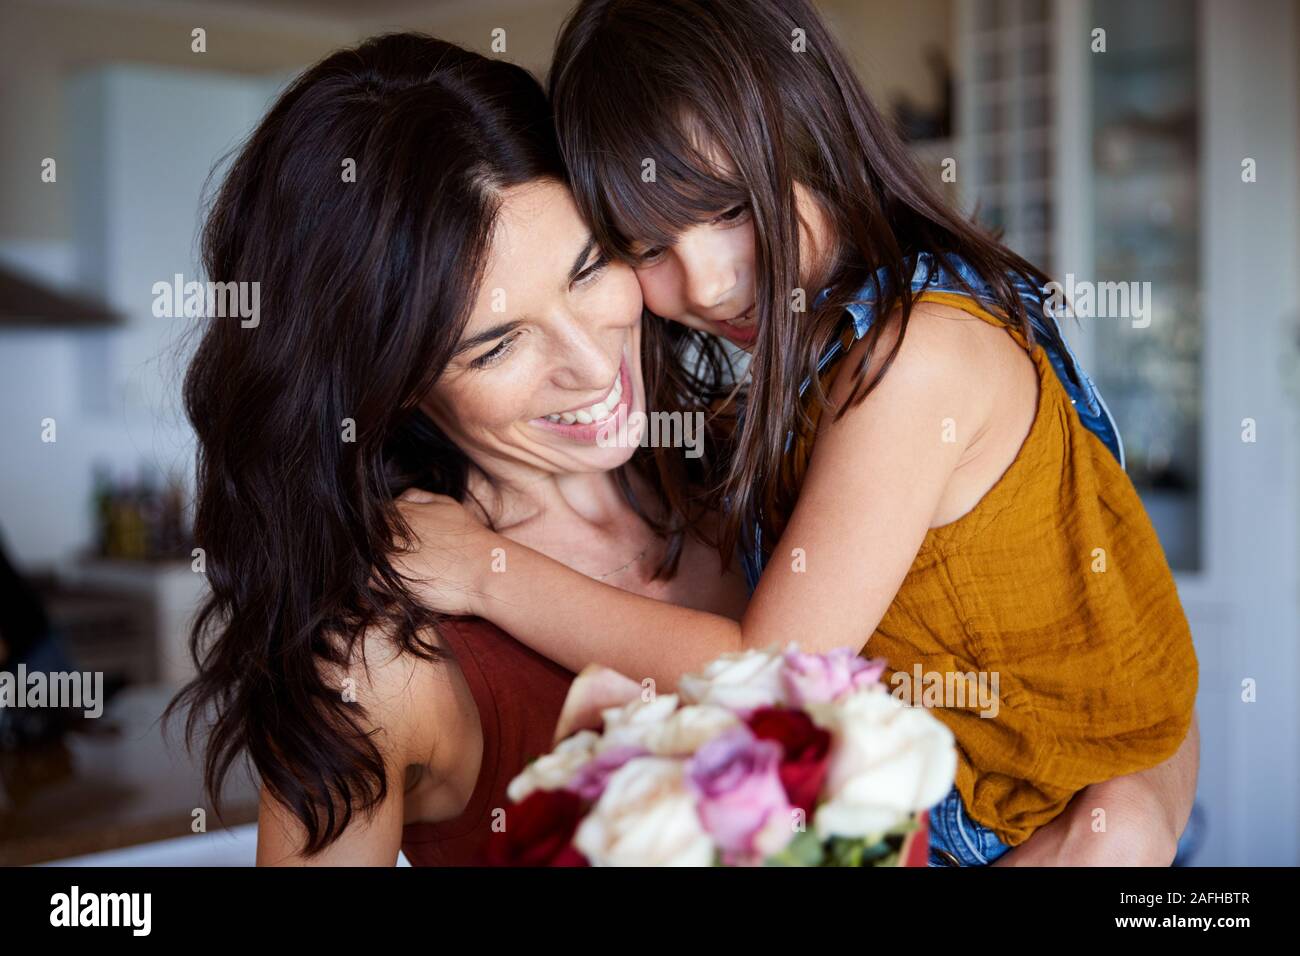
left=677, top=645, right=790, bottom=711
left=644, top=704, right=741, bottom=756
left=573, top=757, right=715, bottom=866
left=596, top=693, right=681, bottom=752
left=808, top=688, right=956, bottom=840
left=506, top=729, right=600, bottom=803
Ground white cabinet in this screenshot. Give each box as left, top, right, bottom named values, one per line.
left=59, top=558, right=210, bottom=686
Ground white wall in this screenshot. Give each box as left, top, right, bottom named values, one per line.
left=0, top=0, right=353, bottom=568
left=1, top=66, right=282, bottom=568
left=0, top=0, right=947, bottom=570
left=1194, top=0, right=1300, bottom=865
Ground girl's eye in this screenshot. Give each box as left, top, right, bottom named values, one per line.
left=469, top=332, right=519, bottom=370
left=634, top=245, right=667, bottom=266
left=572, top=251, right=610, bottom=288
left=713, top=203, right=750, bottom=224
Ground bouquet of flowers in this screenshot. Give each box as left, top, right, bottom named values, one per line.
left=483, top=645, right=956, bottom=866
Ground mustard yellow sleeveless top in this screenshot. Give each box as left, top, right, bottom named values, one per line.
left=791, top=291, right=1200, bottom=845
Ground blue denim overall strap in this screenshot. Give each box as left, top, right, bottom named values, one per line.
left=739, top=251, right=1125, bottom=592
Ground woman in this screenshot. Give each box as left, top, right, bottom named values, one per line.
left=166, top=32, right=747, bottom=865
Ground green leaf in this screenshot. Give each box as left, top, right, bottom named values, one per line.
left=764, top=828, right=826, bottom=867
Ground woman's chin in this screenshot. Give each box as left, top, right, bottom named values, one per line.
left=577, top=443, right=639, bottom=474
left=536, top=408, right=644, bottom=474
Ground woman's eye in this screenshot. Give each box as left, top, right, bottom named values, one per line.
left=573, top=251, right=610, bottom=287
left=469, top=333, right=518, bottom=370
left=714, top=203, right=750, bottom=224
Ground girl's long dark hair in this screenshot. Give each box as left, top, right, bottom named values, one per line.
left=166, top=33, right=700, bottom=856
left=550, top=0, right=1064, bottom=556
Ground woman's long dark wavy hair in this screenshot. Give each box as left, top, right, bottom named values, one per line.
left=166, top=32, right=720, bottom=856
left=550, top=0, right=1070, bottom=557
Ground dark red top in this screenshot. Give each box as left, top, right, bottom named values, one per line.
left=400, top=617, right=573, bottom=866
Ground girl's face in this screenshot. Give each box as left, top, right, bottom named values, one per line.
left=628, top=183, right=835, bottom=352
left=631, top=202, right=761, bottom=349
left=425, top=179, right=646, bottom=480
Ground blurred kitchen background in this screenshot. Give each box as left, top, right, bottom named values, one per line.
left=0, top=0, right=1296, bottom=865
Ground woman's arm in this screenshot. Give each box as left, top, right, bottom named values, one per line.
left=398, top=305, right=976, bottom=689
left=994, top=713, right=1201, bottom=866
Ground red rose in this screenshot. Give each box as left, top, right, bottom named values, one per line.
left=746, top=707, right=831, bottom=815
left=481, top=788, right=590, bottom=867
left=903, top=811, right=930, bottom=867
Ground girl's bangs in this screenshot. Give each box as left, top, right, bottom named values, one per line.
left=574, top=104, right=750, bottom=258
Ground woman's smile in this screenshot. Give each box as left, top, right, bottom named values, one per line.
left=530, top=348, right=635, bottom=443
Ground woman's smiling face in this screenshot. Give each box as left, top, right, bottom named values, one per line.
left=424, top=179, right=646, bottom=479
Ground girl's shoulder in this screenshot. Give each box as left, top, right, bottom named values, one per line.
left=828, top=295, right=1012, bottom=420
left=819, top=294, right=1041, bottom=505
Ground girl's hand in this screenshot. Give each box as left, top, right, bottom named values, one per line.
left=392, top=489, right=498, bottom=617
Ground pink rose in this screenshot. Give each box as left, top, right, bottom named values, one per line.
left=687, top=727, right=794, bottom=865
left=568, top=745, right=649, bottom=802
left=782, top=648, right=886, bottom=707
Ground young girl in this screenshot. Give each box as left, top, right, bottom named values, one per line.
left=402, top=0, right=1199, bottom=865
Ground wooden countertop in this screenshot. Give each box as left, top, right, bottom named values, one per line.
left=0, top=684, right=258, bottom=866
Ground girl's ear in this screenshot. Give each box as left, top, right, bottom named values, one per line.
left=793, top=181, right=837, bottom=282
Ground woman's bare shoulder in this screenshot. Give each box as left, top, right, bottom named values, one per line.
left=256, top=624, right=477, bottom=864
left=328, top=623, right=474, bottom=772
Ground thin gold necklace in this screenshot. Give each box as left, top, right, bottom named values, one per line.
left=591, top=544, right=651, bottom=581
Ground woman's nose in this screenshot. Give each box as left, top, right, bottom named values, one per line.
left=552, top=324, right=619, bottom=392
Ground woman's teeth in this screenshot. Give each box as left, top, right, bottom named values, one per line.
left=544, top=373, right=623, bottom=424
